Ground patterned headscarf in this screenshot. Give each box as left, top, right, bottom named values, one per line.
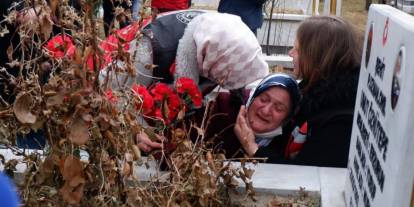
left=246, top=73, right=301, bottom=147
left=246, top=73, right=301, bottom=119
left=175, top=13, right=269, bottom=90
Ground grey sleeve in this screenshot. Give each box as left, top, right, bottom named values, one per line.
left=99, top=36, right=154, bottom=89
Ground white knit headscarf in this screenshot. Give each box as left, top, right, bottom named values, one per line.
left=175, top=13, right=269, bottom=90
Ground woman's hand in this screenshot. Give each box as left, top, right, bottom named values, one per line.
left=234, top=106, right=258, bottom=157
left=136, top=131, right=164, bottom=153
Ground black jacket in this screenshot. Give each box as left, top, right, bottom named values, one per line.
left=142, top=10, right=205, bottom=83
left=256, top=68, right=360, bottom=167
left=201, top=90, right=248, bottom=158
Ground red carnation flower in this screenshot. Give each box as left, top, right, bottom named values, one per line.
left=165, top=93, right=181, bottom=123
left=151, top=83, right=181, bottom=123
left=44, top=34, right=75, bottom=59
left=151, top=83, right=174, bottom=102
left=176, top=77, right=202, bottom=108
left=132, top=84, right=154, bottom=115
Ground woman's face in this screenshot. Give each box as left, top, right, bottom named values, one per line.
left=288, top=40, right=300, bottom=76
left=247, top=87, right=291, bottom=134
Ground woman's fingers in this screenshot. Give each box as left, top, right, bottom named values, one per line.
left=237, top=106, right=253, bottom=133
left=239, top=105, right=247, bottom=117
left=136, top=131, right=163, bottom=152
left=146, top=139, right=163, bottom=149
left=234, top=122, right=242, bottom=138
left=155, top=134, right=165, bottom=142
left=236, top=106, right=247, bottom=125
left=137, top=142, right=151, bottom=153
left=235, top=106, right=254, bottom=143
left=235, top=106, right=258, bottom=156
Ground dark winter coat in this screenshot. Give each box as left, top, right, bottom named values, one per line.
left=142, top=10, right=205, bottom=83
left=259, top=68, right=360, bottom=167
left=203, top=91, right=246, bottom=158
left=218, top=0, right=266, bottom=32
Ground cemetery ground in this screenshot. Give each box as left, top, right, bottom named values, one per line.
left=342, top=0, right=369, bottom=33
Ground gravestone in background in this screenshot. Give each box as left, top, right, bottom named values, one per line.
left=345, top=4, right=414, bottom=207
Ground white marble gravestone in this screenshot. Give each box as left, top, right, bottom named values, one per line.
left=345, top=4, right=414, bottom=207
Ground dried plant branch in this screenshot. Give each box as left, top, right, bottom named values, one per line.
left=0, top=0, right=258, bottom=206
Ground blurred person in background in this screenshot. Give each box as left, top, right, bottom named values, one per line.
left=151, top=0, right=191, bottom=13
left=0, top=173, right=20, bottom=207
left=218, top=0, right=267, bottom=35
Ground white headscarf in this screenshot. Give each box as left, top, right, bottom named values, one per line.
left=175, top=13, right=269, bottom=90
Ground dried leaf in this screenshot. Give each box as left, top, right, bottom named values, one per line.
left=60, top=155, right=84, bottom=180
left=125, top=153, right=133, bottom=162
left=59, top=175, right=85, bottom=205
left=104, top=130, right=116, bottom=146
left=230, top=177, right=239, bottom=188
left=131, top=145, right=141, bottom=161
left=39, top=155, right=56, bottom=180
left=176, top=140, right=192, bottom=152
left=30, top=119, right=45, bottom=132
left=245, top=182, right=256, bottom=200
left=173, top=128, right=185, bottom=140
left=44, top=90, right=57, bottom=97
left=74, top=48, right=83, bottom=65
left=13, top=93, right=37, bottom=124
left=59, top=139, right=67, bottom=147
left=7, top=44, right=13, bottom=62
left=0, top=27, right=9, bottom=37
left=46, top=94, right=64, bottom=107
left=68, top=117, right=89, bottom=145
left=206, top=151, right=216, bottom=172
left=71, top=93, right=83, bottom=105
left=122, top=161, right=131, bottom=177
left=58, top=155, right=85, bottom=205
left=81, top=113, right=93, bottom=122
left=6, top=60, right=20, bottom=68
left=176, top=108, right=185, bottom=121
left=193, top=126, right=204, bottom=137
left=243, top=168, right=255, bottom=180
left=40, top=14, right=53, bottom=40
left=50, top=0, right=58, bottom=17
left=98, top=113, right=110, bottom=131
left=223, top=174, right=238, bottom=188
left=144, top=64, right=157, bottom=71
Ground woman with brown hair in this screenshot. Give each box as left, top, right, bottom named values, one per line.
left=273, top=15, right=362, bottom=167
